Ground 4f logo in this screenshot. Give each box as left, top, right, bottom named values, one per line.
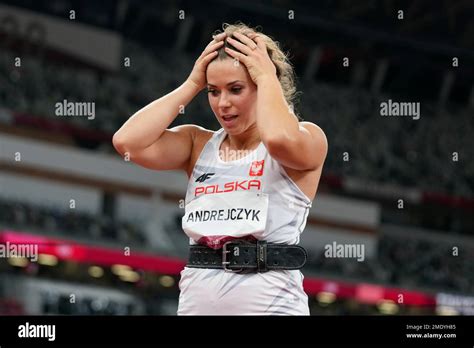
left=196, top=173, right=215, bottom=183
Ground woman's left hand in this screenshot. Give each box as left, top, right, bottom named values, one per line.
left=224, top=32, right=277, bottom=85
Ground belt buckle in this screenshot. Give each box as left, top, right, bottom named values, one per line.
left=222, top=241, right=243, bottom=273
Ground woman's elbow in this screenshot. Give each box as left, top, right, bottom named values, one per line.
left=112, top=132, right=129, bottom=156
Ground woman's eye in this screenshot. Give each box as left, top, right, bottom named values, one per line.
left=207, top=90, right=218, bottom=95
left=231, top=87, right=242, bottom=93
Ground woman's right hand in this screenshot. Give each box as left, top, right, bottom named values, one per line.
left=186, top=33, right=226, bottom=91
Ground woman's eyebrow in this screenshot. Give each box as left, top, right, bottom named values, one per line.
left=207, top=80, right=244, bottom=87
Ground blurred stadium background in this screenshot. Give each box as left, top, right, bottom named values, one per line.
left=0, top=0, right=473, bottom=316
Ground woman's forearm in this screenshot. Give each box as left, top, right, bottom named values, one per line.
left=256, top=75, right=299, bottom=145
left=113, top=79, right=201, bottom=152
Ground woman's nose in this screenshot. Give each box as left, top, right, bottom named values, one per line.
left=218, top=94, right=231, bottom=108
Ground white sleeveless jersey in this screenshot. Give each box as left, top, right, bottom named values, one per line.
left=178, top=128, right=312, bottom=315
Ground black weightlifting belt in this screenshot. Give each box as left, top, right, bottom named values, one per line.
left=187, top=240, right=307, bottom=273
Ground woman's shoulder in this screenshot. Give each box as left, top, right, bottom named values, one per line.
left=176, top=124, right=215, bottom=142
left=186, top=126, right=219, bottom=177
left=189, top=125, right=224, bottom=153
left=192, top=125, right=218, bottom=143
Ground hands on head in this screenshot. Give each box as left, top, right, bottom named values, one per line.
left=223, top=32, right=276, bottom=85
left=186, top=33, right=226, bottom=91
left=187, top=31, right=275, bottom=90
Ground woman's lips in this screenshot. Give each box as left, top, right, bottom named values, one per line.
left=222, top=115, right=238, bottom=125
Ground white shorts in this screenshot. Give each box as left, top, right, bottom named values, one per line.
left=177, top=267, right=310, bottom=315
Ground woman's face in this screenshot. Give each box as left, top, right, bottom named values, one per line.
left=206, top=58, right=257, bottom=135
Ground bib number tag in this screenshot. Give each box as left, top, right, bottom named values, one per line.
left=182, top=190, right=269, bottom=244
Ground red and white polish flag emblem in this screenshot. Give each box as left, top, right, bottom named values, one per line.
left=249, top=160, right=265, bottom=176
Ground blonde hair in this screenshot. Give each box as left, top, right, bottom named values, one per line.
left=213, top=22, right=301, bottom=119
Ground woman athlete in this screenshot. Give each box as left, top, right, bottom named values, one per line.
left=113, top=23, right=328, bottom=315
